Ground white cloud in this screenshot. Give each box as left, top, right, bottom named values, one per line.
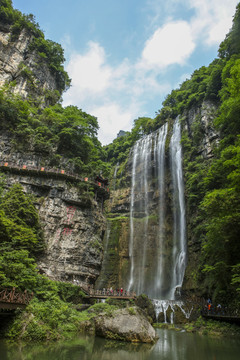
left=90, top=103, right=138, bottom=145
left=140, top=21, right=195, bottom=69
left=145, top=0, right=238, bottom=46
left=188, top=0, right=239, bottom=45
left=63, top=40, right=173, bottom=144
left=63, top=41, right=112, bottom=106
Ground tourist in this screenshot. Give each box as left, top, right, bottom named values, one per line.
left=120, top=287, right=123, bottom=296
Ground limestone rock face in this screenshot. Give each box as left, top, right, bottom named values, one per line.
left=1, top=155, right=107, bottom=287
left=0, top=24, right=59, bottom=105
left=184, top=100, right=219, bottom=159
left=94, top=307, right=157, bottom=343
left=37, top=191, right=106, bottom=285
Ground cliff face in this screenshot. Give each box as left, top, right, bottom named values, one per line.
left=0, top=24, right=59, bottom=105
left=0, top=134, right=107, bottom=287
left=184, top=101, right=219, bottom=158
left=2, top=167, right=106, bottom=286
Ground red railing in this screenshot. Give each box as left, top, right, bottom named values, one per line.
left=0, top=161, right=110, bottom=193
left=0, top=288, right=33, bottom=306
left=88, top=289, right=136, bottom=298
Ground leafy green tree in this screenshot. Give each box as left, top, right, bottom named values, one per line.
left=0, top=184, right=44, bottom=255
left=200, top=142, right=240, bottom=301
left=218, top=3, right=240, bottom=59
left=0, top=182, right=44, bottom=290
left=0, top=249, right=38, bottom=290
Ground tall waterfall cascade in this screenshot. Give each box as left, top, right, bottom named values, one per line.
left=128, top=118, right=187, bottom=301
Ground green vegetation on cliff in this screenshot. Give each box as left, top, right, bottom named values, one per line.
left=0, top=88, right=110, bottom=177
left=0, top=0, right=70, bottom=94
left=0, top=182, right=44, bottom=289
left=0, top=1, right=110, bottom=178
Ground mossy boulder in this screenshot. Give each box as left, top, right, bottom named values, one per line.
left=94, top=306, right=158, bottom=343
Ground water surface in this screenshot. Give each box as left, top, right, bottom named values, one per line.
left=1, top=329, right=240, bottom=360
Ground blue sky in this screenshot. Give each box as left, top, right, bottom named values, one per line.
left=12, top=0, right=239, bottom=144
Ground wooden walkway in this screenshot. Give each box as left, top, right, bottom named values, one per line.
left=202, top=312, right=240, bottom=325
left=0, top=288, right=33, bottom=310
left=0, top=161, right=110, bottom=198
left=85, top=289, right=136, bottom=300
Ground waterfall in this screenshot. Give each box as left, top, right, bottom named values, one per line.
left=128, top=140, right=140, bottom=292
left=128, top=136, right=152, bottom=294
left=154, top=123, right=168, bottom=298
left=169, top=117, right=186, bottom=299
left=112, top=162, right=119, bottom=190
left=153, top=299, right=192, bottom=323
left=128, top=118, right=186, bottom=301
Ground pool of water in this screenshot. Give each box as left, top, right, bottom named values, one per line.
left=1, top=329, right=240, bottom=360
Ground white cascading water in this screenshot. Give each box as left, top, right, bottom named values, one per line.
left=137, top=135, right=152, bottom=294
left=128, top=118, right=187, bottom=321
left=112, top=162, right=119, bottom=191
left=154, top=123, right=168, bottom=298
left=153, top=299, right=192, bottom=323
left=169, top=117, right=187, bottom=299
left=128, top=139, right=140, bottom=292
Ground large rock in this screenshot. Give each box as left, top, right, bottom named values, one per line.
left=94, top=307, right=158, bottom=343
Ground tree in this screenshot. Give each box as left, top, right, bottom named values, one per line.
left=0, top=184, right=44, bottom=254
left=200, top=142, right=240, bottom=301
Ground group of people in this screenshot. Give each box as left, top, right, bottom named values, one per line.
left=102, top=287, right=127, bottom=296
left=206, top=298, right=223, bottom=315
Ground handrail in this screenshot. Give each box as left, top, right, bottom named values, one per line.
left=201, top=306, right=239, bottom=318
left=88, top=289, right=137, bottom=298
left=0, top=287, right=33, bottom=305
left=0, top=161, right=110, bottom=194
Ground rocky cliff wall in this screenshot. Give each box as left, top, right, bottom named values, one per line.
left=1, top=149, right=107, bottom=287
left=0, top=23, right=59, bottom=105
left=184, top=100, right=219, bottom=158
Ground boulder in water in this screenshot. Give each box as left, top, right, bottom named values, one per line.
left=94, top=306, right=158, bottom=343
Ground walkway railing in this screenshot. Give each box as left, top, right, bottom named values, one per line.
left=0, top=288, right=33, bottom=309
left=201, top=306, right=239, bottom=318
left=88, top=289, right=137, bottom=298
left=0, top=161, right=109, bottom=195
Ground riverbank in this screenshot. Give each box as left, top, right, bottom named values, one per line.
left=154, top=316, right=240, bottom=337
left=1, top=297, right=157, bottom=343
